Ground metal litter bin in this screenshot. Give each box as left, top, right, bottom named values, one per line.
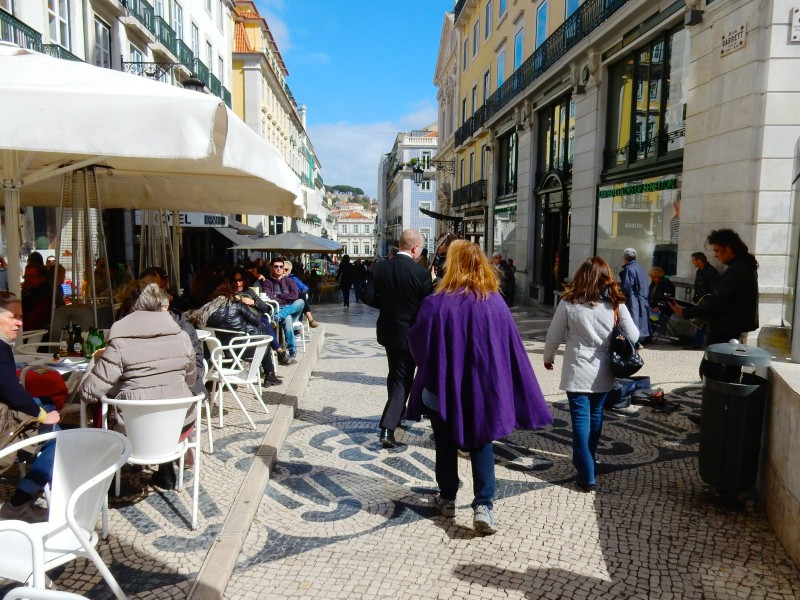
left=699, top=341, right=771, bottom=491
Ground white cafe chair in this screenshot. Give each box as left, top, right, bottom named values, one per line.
left=95, top=394, right=205, bottom=530
left=19, top=329, right=48, bottom=346
left=4, top=588, right=87, bottom=600
left=208, top=336, right=271, bottom=431
left=0, top=429, right=131, bottom=600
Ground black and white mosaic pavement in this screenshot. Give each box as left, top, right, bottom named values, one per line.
left=227, top=304, right=800, bottom=600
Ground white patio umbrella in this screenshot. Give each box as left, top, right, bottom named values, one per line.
left=0, top=42, right=304, bottom=294
left=231, top=232, right=345, bottom=254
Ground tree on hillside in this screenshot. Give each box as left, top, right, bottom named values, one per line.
left=327, top=184, right=365, bottom=196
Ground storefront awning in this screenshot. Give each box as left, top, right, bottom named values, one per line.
left=419, top=207, right=463, bottom=223
left=213, top=227, right=255, bottom=248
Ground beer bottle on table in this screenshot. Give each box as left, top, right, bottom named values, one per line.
left=58, top=326, right=70, bottom=357
left=70, top=325, right=83, bottom=357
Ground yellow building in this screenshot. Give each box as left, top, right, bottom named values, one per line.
left=230, top=1, right=326, bottom=239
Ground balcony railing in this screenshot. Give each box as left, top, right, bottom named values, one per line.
left=195, top=59, right=210, bottom=86
left=209, top=73, right=222, bottom=96
left=456, top=0, right=631, bottom=148
left=603, top=128, right=686, bottom=170
left=221, top=87, right=232, bottom=107
left=42, top=44, right=82, bottom=62
left=452, top=180, right=487, bottom=208
left=176, top=39, right=193, bottom=66
left=154, top=16, right=177, bottom=55
left=0, top=9, right=42, bottom=50
left=127, top=0, right=156, bottom=35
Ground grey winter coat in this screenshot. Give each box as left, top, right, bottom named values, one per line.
left=543, top=300, right=639, bottom=393
left=79, top=310, right=196, bottom=404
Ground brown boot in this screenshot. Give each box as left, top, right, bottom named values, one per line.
left=307, top=313, right=319, bottom=328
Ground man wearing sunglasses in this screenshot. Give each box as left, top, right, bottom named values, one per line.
left=260, top=258, right=304, bottom=358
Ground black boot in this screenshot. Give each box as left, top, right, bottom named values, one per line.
left=152, top=463, right=176, bottom=490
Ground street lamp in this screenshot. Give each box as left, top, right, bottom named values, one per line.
left=183, top=75, right=205, bottom=93
left=412, top=165, right=424, bottom=185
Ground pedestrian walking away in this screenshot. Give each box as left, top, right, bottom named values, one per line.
left=544, top=257, right=639, bottom=492
left=619, top=247, right=651, bottom=344
left=370, top=229, right=433, bottom=448
left=407, top=240, right=552, bottom=534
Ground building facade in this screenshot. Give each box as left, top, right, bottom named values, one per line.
left=378, top=128, right=439, bottom=257
left=337, top=211, right=376, bottom=259
left=231, top=1, right=326, bottom=241
left=438, top=0, right=800, bottom=329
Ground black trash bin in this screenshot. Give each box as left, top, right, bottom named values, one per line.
left=699, top=341, right=771, bottom=491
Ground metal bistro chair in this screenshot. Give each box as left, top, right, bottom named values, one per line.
left=4, top=587, right=88, bottom=600
left=206, top=334, right=272, bottom=431
left=0, top=429, right=131, bottom=599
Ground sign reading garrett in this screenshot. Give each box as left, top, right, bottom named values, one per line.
left=721, top=24, right=746, bottom=56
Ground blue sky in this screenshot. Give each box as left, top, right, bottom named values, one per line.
left=255, top=0, right=454, bottom=198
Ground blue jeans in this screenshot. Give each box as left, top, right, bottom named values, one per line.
left=17, top=397, right=59, bottom=496
left=275, top=299, right=304, bottom=352
left=567, top=391, right=608, bottom=486
left=429, top=410, right=495, bottom=509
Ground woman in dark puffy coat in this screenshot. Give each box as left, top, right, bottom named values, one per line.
left=194, top=280, right=281, bottom=386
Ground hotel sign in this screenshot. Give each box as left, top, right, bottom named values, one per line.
left=133, top=211, right=228, bottom=228
left=721, top=24, right=746, bottom=56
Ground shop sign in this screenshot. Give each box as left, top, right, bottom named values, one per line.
left=494, top=203, right=517, bottom=214
left=720, top=24, right=746, bottom=56
left=133, top=211, right=228, bottom=228
left=598, top=178, right=678, bottom=199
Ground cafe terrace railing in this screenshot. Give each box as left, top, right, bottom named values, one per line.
left=454, top=0, right=631, bottom=148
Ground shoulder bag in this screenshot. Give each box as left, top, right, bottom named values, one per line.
left=610, top=306, right=644, bottom=378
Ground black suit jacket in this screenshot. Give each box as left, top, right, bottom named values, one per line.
left=372, top=254, right=433, bottom=351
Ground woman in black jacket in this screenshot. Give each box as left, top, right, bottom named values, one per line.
left=195, top=280, right=281, bottom=386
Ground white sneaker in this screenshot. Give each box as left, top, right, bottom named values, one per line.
left=432, top=494, right=456, bottom=518
left=473, top=505, right=498, bottom=534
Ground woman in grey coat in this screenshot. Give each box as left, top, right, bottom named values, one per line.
left=544, top=257, right=639, bottom=492
left=80, top=283, right=196, bottom=489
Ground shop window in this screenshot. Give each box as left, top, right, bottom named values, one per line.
left=94, top=18, right=111, bottom=69
left=496, top=131, right=518, bottom=198
left=538, top=95, right=575, bottom=175
left=604, top=27, right=688, bottom=170
left=596, top=175, right=682, bottom=276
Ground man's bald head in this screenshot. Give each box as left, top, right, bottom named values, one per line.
left=399, top=229, right=424, bottom=259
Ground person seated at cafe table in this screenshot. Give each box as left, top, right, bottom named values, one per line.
left=22, top=264, right=57, bottom=332
left=226, top=267, right=295, bottom=367
left=79, top=283, right=197, bottom=490
left=0, top=297, right=61, bottom=522
left=259, top=258, right=304, bottom=359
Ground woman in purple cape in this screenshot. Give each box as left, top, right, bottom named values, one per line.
left=407, top=240, right=552, bottom=535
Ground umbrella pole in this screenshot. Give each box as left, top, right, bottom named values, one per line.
left=172, top=210, right=180, bottom=291
left=2, top=185, right=21, bottom=299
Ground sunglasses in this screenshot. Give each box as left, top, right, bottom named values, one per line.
left=271, top=265, right=284, bottom=269
left=233, top=277, right=243, bottom=282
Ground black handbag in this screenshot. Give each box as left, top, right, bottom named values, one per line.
left=362, top=278, right=380, bottom=308
left=610, top=306, right=644, bottom=378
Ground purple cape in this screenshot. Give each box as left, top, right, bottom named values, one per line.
left=407, top=291, right=552, bottom=448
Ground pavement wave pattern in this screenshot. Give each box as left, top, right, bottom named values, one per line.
left=226, top=304, right=800, bottom=600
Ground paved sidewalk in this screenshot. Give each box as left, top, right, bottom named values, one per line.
left=2, top=301, right=798, bottom=599
left=225, top=302, right=800, bottom=599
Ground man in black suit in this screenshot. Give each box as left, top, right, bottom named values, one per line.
left=372, top=229, right=433, bottom=448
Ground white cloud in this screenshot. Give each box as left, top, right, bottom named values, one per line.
left=307, top=101, right=439, bottom=198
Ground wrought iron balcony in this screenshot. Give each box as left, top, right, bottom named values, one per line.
left=221, top=87, right=232, bottom=108
left=453, top=0, right=631, bottom=148
left=602, top=128, right=685, bottom=170
left=42, top=44, right=82, bottom=62
left=126, top=0, right=156, bottom=35
left=0, top=9, right=42, bottom=51
left=154, top=16, right=177, bottom=56
left=195, top=59, right=210, bottom=86
left=209, top=73, right=222, bottom=97
left=176, top=39, right=193, bottom=67
left=453, top=180, right=487, bottom=208
left=122, top=60, right=172, bottom=80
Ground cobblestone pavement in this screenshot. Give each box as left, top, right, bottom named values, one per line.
left=226, top=302, right=800, bottom=600
left=0, top=339, right=301, bottom=599
left=2, top=301, right=799, bottom=599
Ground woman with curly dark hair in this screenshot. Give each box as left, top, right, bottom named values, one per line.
left=543, top=256, right=639, bottom=493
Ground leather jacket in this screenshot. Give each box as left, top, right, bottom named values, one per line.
left=205, top=299, right=262, bottom=336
